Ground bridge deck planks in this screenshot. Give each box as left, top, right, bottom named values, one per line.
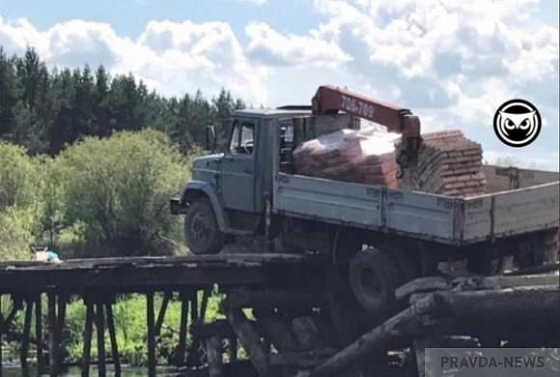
left=0, top=253, right=310, bottom=295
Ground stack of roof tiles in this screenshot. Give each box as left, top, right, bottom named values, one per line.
left=293, top=128, right=400, bottom=187
left=398, top=130, right=486, bottom=197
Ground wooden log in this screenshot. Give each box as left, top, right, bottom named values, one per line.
left=397, top=274, right=559, bottom=301
left=190, top=290, right=199, bottom=324
left=81, top=302, right=94, bottom=377
left=48, top=292, right=58, bottom=377
left=35, top=294, right=44, bottom=374
left=95, top=302, right=107, bottom=377
left=177, top=295, right=189, bottom=366
left=95, top=303, right=106, bottom=377
left=20, top=300, right=34, bottom=370
left=56, top=295, right=67, bottom=371
left=432, top=286, right=560, bottom=319
left=105, top=303, right=121, bottom=377
left=225, top=303, right=270, bottom=376
left=309, top=294, right=442, bottom=377
left=206, top=335, right=224, bottom=377
left=146, top=292, right=156, bottom=377
left=155, top=292, right=171, bottom=336
left=311, top=286, right=560, bottom=377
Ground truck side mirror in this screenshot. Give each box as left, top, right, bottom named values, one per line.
left=205, top=125, right=216, bottom=152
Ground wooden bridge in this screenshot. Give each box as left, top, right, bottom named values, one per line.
left=1, top=254, right=558, bottom=377
left=0, top=253, right=314, bottom=377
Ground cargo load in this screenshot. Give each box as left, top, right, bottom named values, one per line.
left=399, top=130, right=486, bottom=197
left=293, top=127, right=486, bottom=196
left=293, top=127, right=400, bottom=187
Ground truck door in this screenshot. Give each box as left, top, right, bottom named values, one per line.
left=220, top=119, right=256, bottom=212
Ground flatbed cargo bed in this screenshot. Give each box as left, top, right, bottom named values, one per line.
left=273, top=170, right=559, bottom=245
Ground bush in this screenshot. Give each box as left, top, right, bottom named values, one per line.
left=57, top=130, right=192, bottom=256
left=0, top=142, right=40, bottom=260
left=0, top=141, right=38, bottom=209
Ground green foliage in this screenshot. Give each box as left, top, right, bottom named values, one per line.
left=0, top=207, right=35, bottom=260
left=0, top=141, right=38, bottom=209
left=0, top=142, right=40, bottom=260
left=57, top=130, right=193, bottom=256
left=62, top=293, right=223, bottom=367
left=0, top=48, right=246, bottom=155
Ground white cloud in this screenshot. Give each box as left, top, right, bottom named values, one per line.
left=0, top=0, right=557, bottom=169
left=0, top=17, right=267, bottom=104
left=245, top=22, right=351, bottom=67
left=305, top=0, right=558, bottom=169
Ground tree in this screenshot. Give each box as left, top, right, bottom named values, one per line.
left=0, top=48, right=248, bottom=155
left=57, top=130, right=192, bottom=256
left=0, top=48, right=18, bottom=137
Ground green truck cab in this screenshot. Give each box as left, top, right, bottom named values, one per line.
left=170, top=108, right=311, bottom=255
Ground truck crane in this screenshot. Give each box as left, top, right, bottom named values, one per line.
left=311, top=85, right=422, bottom=171
left=170, top=85, right=558, bottom=329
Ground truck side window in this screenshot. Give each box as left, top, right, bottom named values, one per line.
left=229, top=122, right=255, bottom=155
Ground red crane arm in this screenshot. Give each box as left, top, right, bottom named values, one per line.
left=311, top=85, right=421, bottom=137
left=311, top=85, right=422, bottom=167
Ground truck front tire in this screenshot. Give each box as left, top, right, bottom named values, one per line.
left=184, top=199, right=224, bottom=255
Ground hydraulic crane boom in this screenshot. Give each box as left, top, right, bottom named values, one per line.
left=311, top=85, right=422, bottom=168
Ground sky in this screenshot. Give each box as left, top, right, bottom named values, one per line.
left=0, top=0, right=558, bottom=170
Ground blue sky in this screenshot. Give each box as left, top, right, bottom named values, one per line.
left=0, top=0, right=558, bottom=169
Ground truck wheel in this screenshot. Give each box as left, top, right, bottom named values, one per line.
left=349, top=247, right=403, bottom=320
left=184, top=199, right=224, bottom=255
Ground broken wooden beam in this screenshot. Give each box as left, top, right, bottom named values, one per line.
left=20, top=300, right=33, bottom=371
left=95, top=302, right=106, bottom=377
left=48, top=292, right=58, bottom=377
left=396, top=274, right=560, bottom=301
left=81, top=302, right=94, bottom=377
left=176, top=293, right=189, bottom=366
left=431, top=285, right=560, bottom=319
left=56, top=295, right=67, bottom=371
left=146, top=292, right=156, bottom=377
left=35, top=294, right=44, bottom=374
left=225, top=302, right=270, bottom=376
left=310, top=286, right=560, bottom=377
left=105, top=303, right=121, bottom=377
left=155, top=292, right=171, bottom=337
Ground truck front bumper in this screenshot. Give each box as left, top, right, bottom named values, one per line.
left=170, top=198, right=187, bottom=215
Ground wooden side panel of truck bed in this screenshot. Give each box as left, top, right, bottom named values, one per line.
left=273, top=173, right=559, bottom=245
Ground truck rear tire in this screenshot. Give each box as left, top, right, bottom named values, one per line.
left=349, top=247, right=405, bottom=320
left=184, top=199, right=224, bottom=255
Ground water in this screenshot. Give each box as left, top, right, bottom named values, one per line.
left=1, top=364, right=162, bottom=376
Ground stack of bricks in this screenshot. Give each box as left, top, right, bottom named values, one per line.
left=399, top=130, right=486, bottom=197
left=293, top=128, right=400, bottom=187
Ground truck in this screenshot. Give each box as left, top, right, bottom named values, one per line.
left=170, top=85, right=559, bottom=322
